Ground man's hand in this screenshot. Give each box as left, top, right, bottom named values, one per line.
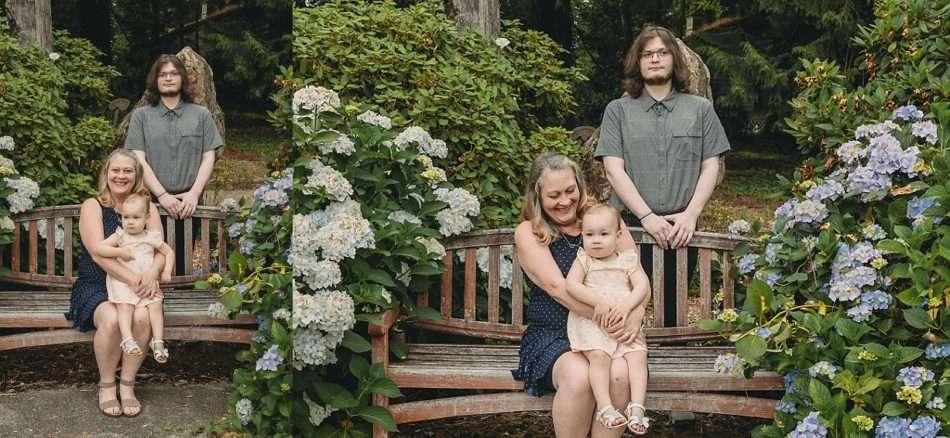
left=663, top=210, right=698, bottom=249
left=158, top=194, right=182, bottom=219
left=174, top=191, right=200, bottom=219
left=641, top=214, right=673, bottom=250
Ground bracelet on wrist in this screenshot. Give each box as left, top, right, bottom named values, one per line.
left=638, top=211, right=655, bottom=221
left=156, top=191, right=167, bottom=199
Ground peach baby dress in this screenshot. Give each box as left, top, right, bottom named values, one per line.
left=105, top=228, right=164, bottom=307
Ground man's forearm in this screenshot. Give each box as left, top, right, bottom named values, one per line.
left=132, top=151, right=167, bottom=196
left=603, top=158, right=653, bottom=218
left=189, top=151, right=216, bottom=196
left=683, top=156, right=720, bottom=217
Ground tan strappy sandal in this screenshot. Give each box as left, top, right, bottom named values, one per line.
left=119, top=379, right=142, bottom=417
left=595, top=405, right=627, bottom=429
left=625, top=402, right=651, bottom=435
left=98, top=381, right=122, bottom=417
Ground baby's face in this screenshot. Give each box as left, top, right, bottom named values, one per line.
left=122, top=202, right=148, bottom=235
left=581, top=211, right=621, bottom=259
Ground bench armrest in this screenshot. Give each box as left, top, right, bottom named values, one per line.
left=368, top=303, right=399, bottom=337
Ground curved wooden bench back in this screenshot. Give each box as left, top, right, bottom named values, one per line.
left=2, top=205, right=232, bottom=288
left=413, top=227, right=750, bottom=344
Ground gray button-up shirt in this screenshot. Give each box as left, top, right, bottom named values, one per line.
left=125, top=101, right=223, bottom=194
left=594, top=90, right=730, bottom=215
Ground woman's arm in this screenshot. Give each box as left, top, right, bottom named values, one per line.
left=515, top=222, right=594, bottom=319
left=79, top=199, right=137, bottom=284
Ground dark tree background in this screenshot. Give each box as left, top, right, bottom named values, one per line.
left=51, top=0, right=291, bottom=112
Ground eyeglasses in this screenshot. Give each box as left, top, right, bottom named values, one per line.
left=640, top=49, right=671, bottom=59
left=158, top=71, right=180, bottom=79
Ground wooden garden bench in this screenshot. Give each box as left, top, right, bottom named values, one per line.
left=0, top=205, right=255, bottom=351
left=370, top=228, right=783, bottom=437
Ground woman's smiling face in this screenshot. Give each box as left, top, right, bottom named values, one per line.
left=107, top=155, right=137, bottom=196
left=538, top=168, right=580, bottom=228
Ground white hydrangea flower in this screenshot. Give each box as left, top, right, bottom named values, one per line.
left=494, top=37, right=511, bottom=49
left=298, top=259, right=342, bottom=290
left=5, top=177, right=39, bottom=213
left=0, top=216, right=14, bottom=231
left=0, top=136, right=14, bottom=151
left=304, top=159, right=352, bottom=201
left=303, top=393, right=337, bottom=426
left=317, top=130, right=356, bottom=156
left=292, top=289, right=356, bottom=332
left=218, top=197, right=239, bottom=211
left=34, top=218, right=65, bottom=250
left=0, top=156, right=16, bottom=172
left=356, top=110, right=392, bottom=130
left=727, top=219, right=751, bottom=237
left=48, top=52, right=61, bottom=61
left=272, top=308, right=291, bottom=321
left=388, top=210, right=422, bottom=225
left=393, top=126, right=447, bottom=158
left=235, top=398, right=253, bottom=425
left=458, top=245, right=514, bottom=289
left=207, top=302, right=227, bottom=318
left=293, top=327, right=344, bottom=368
left=435, top=209, right=473, bottom=236
left=416, top=237, right=446, bottom=258
left=293, top=85, right=341, bottom=114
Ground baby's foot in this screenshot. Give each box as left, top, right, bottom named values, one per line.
left=595, top=405, right=627, bottom=429
left=149, top=339, right=168, bottom=363
left=119, top=337, right=143, bottom=356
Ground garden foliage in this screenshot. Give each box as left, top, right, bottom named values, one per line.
left=702, top=2, right=950, bottom=436
left=0, top=135, right=40, bottom=245
left=0, top=23, right=117, bottom=206
left=291, top=0, right=584, bottom=226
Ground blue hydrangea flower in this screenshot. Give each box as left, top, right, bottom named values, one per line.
left=809, top=361, right=837, bottom=380
left=925, top=397, right=945, bottom=410
left=756, top=327, right=772, bottom=339
left=228, top=222, right=244, bottom=238
left=850, top=242, right=883, bottom=264
left=892, top=105, right=924, bottom=121
left=784, top=372, right=799, bottom=393
left=912, top=120, right=938, bottom=144
left=789, top=411, right=827, bottom=438
left=806, top=180, right=845, bottom=202
left=862, top=223, right=887, bottom=240
left=924, top=343, right=950, bottom=359
left=764, top=243, right=780, bottom=264
left=775, top=399, right=797, bottom=414
left=240, top=239, right=256, bottom=255
left=790, top=199, right=829, bottom=227
left=896, top=366, right=934, bottom=388
left=765, top=272, right=781, bottom=287
left=907, top=416, right=940, bottom=438
left=862, top=290, right=892, bottom=310
left=809, top=335, right=826, bottom=347
left=847, top=165, right=891, bottom=201
left=907, top=197, right=941, bottom=223
left=847, top=303, right=872, bottom=322
left=876, top=417, right=911, bottom=438
left=738, top=254, right=758, bottom=275
left=255, top=345, right=283, bottom=371
left=866, top=133, right=906, bottom=175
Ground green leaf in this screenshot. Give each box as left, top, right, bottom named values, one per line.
left=808, top=379, right=833, bottom=412
left=696, top=319, right=723, bottom=332
left=366, top=269, right=398, bottom=288
left=219, top=289, right=242, bottom=311
left=876, top=239, right=907, bottom=255
left=834, top=318, right=871, bottom=343
left=881, top=402, right=906, bottom=416
left=313, top=381, right=359, bottom=409
left=390, top=337, right=409, bottom=360
left=736, top=335, right=767, bottom=360
left=341, top=331, right=372, bottom=353
left=354, top=406, right=398, bottom=432
left=903, top=308, right=934, bottom=329
left=366, top=377, right=402, bottom=398
left=407, top=305, right=444, bottom=322
left=349, top=355, right=371, bottom=379
left=895, top=346, right=923, bottom=363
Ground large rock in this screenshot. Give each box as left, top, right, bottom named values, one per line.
left=579, top=38, right=723, bottom=203
left=113, top=47, right=226, bottom=150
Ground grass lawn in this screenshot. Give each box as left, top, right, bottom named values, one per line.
left=699, top=144, right=801, bottom=233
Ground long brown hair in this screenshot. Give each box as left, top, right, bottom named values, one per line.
left=144, top=54, right=193, bottom=106
left=621, top=26, right=691, bottom=98
left=97, top=149, right=149, bottom=208
left=519, top=151, right=590, bottom=246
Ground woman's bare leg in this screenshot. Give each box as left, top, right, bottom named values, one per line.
left=551, top=352, right=595, bottom=438
left=118, top=306, right=151, bottom=416
left=93, top=303, right=122, bottom=416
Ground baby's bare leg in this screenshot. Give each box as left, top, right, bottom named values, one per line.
left=116, top=303, right=135, bottom=341
left=146, top=300, right=164, bottom=342
left=583, top=350, right=615, bottom=412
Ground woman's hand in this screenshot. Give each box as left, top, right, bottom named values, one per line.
left=604, top=307, right=642, bottom=345
left=592, top=300, right=613, bottom=326
left=133, top=266, right=162, bottom=299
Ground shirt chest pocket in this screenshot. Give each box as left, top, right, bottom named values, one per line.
left=672, top=126, right=701, bottom=162
left=176, top=120, right=203, bottom=156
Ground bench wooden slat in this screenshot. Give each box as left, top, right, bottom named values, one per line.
left=463, top=248, right=476, bottom=321
left=487, top=246, right=500, bottom=323
left=510, top=250, right=523, bottom=326
left=699, top=249, right=712, bottom=320
left=184, top=219, right=193, bottom=275
left=722, top=253, right=735, bottom=309
left=165, top=215, right=176, bottom=275
left=64, top=217, right=73, bottom=277
left=11, top=223, right=20, bottom=272
left=652, top=245, right=664, bottom=327
left=28, top=220, right=38, bottom=274
left=45, top=219, right=55, bottom=275
left=440, top=252, right=452, bottom=318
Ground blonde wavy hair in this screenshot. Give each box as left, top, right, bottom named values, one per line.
left=97, top=149, right=149, bottom=208
left=519, top=151, right=590, bottom=246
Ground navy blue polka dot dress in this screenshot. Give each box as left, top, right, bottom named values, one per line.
left=512, top=232, right=583, bottom=396
left=65, top=202, right=121, bottom=332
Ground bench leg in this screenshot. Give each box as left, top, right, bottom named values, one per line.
left=373, top=393, right=390, bottom=438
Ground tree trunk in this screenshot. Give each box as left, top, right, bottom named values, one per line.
left=443, top=0, right=500, bottom=40
left=6, top=0, right=52, bottom=51
left=77, top=0, right=112, bottom=62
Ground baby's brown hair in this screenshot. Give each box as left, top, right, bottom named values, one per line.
left=124, top=193, right=151, bottom=216
left=579, top=203, right=623, bottom=231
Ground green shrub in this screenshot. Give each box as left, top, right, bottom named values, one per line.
left=526, top=127, right=582, bottom=164
left=290, top=0, right=584, bottom=226
left=0, top=24, right=118, bottom=206
left=702, top=1, right=949, bottom=436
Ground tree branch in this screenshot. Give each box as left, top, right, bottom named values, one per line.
left=160, top=3, right=244, bottom=40
left=685, top=15, right=746, bottom=38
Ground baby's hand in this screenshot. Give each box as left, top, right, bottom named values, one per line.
left=119, top=248, right=135, bottom=262
left=592, top=301, right=612, bottom=326
left=605, top=306, right=628, bottom=328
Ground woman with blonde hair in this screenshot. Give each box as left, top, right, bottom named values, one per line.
left=512, top=151, right=650, bottom=437
left=66, top=148, right=167, bottom=417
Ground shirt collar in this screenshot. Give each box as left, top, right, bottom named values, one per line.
left=637, top=88, right=679, bottom=113
left=160, top=100, right=185, bottom=118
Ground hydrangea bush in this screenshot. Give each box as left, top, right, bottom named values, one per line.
left=704, top=108, right=948, bottom=437
left=0, top=136, right=40, bottom=245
